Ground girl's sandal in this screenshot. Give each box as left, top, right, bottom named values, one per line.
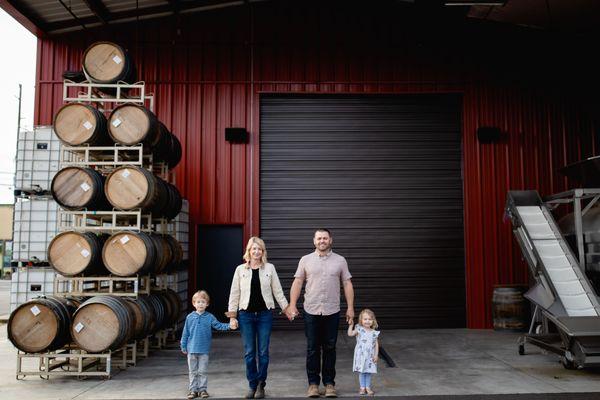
left=359, top=388, right=367, bottom=395
left=366, top=388, right=375, bottom=396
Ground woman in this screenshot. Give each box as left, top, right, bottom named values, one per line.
left=227, top=237, right=289, bottom=399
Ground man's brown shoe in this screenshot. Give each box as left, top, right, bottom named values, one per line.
left=307, top=384, right=320, bottom=398
left=325, top=384, right=337, bottom=398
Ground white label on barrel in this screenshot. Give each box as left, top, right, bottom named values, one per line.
left=30, top=305, right=41, bottom=316
left=75, top=322, right=85, bottom=333
left=81, top=249, right=90, bottom=258
left=120, top=235, right=130, bottom=244
left=112, top=55, right=122, bottom=64
left=83, top=121, right=93, bottom=130
left=80, top=182, right=91, bottom=192
left=121, top=169, right=130, bottom=178
left=112, top=118, right=122, bottom=127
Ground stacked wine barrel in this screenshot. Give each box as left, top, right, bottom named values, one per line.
left=6, top=41, right=187, bottom=358
left=7, top=291, right=181, bottom=353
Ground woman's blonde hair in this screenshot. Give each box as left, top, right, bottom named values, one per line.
left=358, top=309, right=378, bottom=329
left=243, top=236, right=268, bottom=264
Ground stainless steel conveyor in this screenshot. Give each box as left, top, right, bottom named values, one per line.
left=505, top=190, right=600, bottom=369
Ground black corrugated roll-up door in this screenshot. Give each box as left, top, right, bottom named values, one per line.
left=260, top=95, right=465, bottom=330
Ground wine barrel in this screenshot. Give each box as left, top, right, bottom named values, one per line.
left=102, top=231, right=157, bottom=276
left=53, top=103, right=108, bottom=146
left=139, top=296, right=157, bottom=334
left=104, top=166, right=168, bottom=215
left=163, top=183, right=183, bottom=220
left=8, top=296, right=78, bottom=353
left=48, top=231, right=108, bottom=276
left=72, top=296, right=135, bottom=352
left=82, top=42, right=136, bottom=84
left=153, top=122, right=182, bottom=168
left=150, top=234, right=173, bottom=274
left=108, top=104, right=159, bottom=146
left=163, top=289, right=183, bottom=327
left=51, top=167, right=108, bottom=210
left=492, top=285, right=529, bottom=331
left=146, top=293, right=168, bottom=332
left=122, top=297, right=148, bottom=340
left=164, top=235, right=184, bottom=272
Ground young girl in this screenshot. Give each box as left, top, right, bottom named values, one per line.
left=348, top=309, right=380, bottom=396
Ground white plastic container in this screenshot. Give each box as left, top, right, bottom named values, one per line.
left=10, top=267, right=57, bottom=312
left=12, top=197, right=59, bottom=263
left=14, top=126, right=60, bottom=194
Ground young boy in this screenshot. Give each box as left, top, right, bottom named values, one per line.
left=181, top=290, right=237, bottom=399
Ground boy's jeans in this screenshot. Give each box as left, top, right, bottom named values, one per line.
left=187, top=353, right=209, bottom=392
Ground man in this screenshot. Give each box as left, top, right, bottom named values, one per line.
left=288, top=229, right=354, bottom=398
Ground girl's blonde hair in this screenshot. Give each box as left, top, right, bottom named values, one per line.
left=243, top=236, right=268, bottom=264
left=358, top=309, right=378, bottom=329
left=192, top=290, right=210, bottom=303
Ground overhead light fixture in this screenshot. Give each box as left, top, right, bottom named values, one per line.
left=444, top=1, right=506, bottom=5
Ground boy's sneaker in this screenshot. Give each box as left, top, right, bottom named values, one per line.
left=187, top=392, right=198, bottom=399
left=199, top=391, right=209, bottom=398
left=245, top=388, right=256, bottom=399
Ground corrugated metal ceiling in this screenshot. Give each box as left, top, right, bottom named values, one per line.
left=3, top=0, right=600, bottom=37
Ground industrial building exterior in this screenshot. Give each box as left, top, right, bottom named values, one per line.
left=3, top=0, right=599, bottom=329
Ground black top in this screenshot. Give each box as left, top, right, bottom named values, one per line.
left=246, top=268, right=268, bottom=312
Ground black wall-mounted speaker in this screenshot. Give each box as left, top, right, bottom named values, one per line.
left=477, top=126, right=501, bottom=143
left=225, top=128, right=249, bottom=143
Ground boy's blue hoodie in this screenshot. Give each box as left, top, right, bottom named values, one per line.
left=180, top=311, right=230, bottom=354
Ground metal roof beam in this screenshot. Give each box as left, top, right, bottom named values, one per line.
left=83, top=0, right=112, bottom=24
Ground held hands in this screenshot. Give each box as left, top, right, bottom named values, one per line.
left=229, top=318, right=238, bottom=330
left=372, top=355, right=378, bottom=364
left=286, top=304, right=299, bottom=321
left=346, top=307, right=355, bottom=325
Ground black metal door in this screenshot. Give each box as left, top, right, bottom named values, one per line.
left=197, top=225, right=243, bottom=318
left=260, top=95, right=465, bottom=329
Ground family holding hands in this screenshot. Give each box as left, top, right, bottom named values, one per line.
left=181, top=229, right=381, bottom=399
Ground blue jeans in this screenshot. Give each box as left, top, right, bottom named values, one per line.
left=187, top=353, right=209, bottom=392
left=359, top=372, right=372, bottom=388
left=303, top=311, right=340, bottom=386
left=238, top=310, right=273, bottom=390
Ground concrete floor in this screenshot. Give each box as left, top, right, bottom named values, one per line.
left=1, top=325, right=599, bottom=400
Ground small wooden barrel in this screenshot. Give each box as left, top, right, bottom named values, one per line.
left=164, top=235, right=184, bottom=272
left=108, top=104, right=159, bottom=146
left=492, top=285, right=528, bottom=331
left=72, top=296, right=135, bottom=352
left=8, top=296, right=78, bottom=353
left=53, top=103, right=108, bottom=146
left=51, top=167, right=108, bottom=210
left=102, top=231, right=157, bottom=276
left=104, top=166, right=168, bottom=214
left=48, top=231, right=108, bottom=276
left=82, top=42, right=135, bottom=84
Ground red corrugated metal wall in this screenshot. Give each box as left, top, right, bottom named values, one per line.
left=33, top=1, right=598, bottom=328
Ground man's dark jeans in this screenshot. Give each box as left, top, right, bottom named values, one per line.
left=303, top=311, right=340, bottom=386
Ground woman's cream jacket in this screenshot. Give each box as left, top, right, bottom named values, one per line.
left=226, top=262, right=289, bottom=318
